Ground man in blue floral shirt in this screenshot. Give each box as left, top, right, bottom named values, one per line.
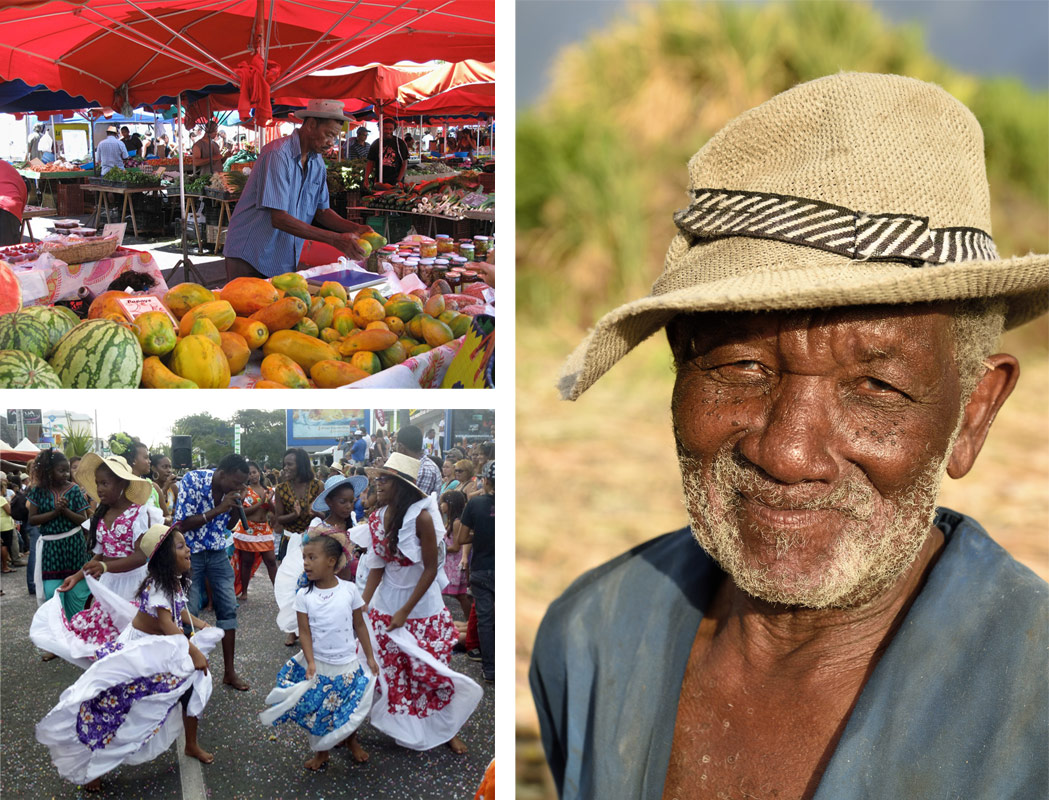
left=174, top=453, right=251, bottom=691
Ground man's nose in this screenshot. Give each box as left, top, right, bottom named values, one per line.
left=737, top=375, right=840, bottom=485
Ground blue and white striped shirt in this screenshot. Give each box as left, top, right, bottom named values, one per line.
left=223, top=130, right=329, bottom=277
left=95, top=136, right=128, bottom=176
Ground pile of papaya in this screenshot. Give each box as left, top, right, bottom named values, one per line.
left=89, top=266, right=473, bottom=388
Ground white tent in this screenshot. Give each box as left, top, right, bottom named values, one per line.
left=13, top=438, right=39, bottom=452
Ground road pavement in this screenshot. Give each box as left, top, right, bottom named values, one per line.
left=0, top=567, right=494, bottom=799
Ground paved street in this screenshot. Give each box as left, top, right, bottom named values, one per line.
left=0, top=567, right=494, bottom=799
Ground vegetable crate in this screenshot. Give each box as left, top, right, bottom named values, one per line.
left=205, top=225, right=227, bottom=246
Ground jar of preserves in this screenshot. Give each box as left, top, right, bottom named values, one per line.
left=459, top=242, right=475, bottom=262
left=460, top=269, right=478, bottom=292
left=418, top=258, right=436, bottom=284
left=436, top=234, right=454, bottom=254
left=420, top=239, right=438, bottom=258
left=402, top=258, right=419, bottom=279
left=473, top=235, right=489, bottom=260
left=389, top=256, right=406, bottom=279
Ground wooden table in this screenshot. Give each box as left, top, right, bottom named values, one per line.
left=17, top=168, right=88, bottom=211
left=80, top=184, right=165, bottom=238
left=172, top=191, right=237, bottom=255
left=20, top=205, right=56, bottom=242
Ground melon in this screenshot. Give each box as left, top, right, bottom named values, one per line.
left=0, top=349, right=62, bottom=388
left=0, top=311, right=52, bottom=359
left=49, top=319, right=143, bottom=388
left=0, top=261, right=21, bottom=314
left=21, top=306, right=78, bottom=356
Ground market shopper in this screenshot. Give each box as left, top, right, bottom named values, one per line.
left=347, top=126, right=370, bottom=160
left=120, top=126, right=142, bottom=158
left=222, top=99, right=370, bottom=280
left=172, top=453, right=252, bottom=691
left=459, top=462, right=494, bottom=683
left=363, top=118, right=410, bottom=187
left=94, top=126, right=128, bottom=177
left=393, top=425, right=441, bottom=497
left=25, top=123, right=45, bottom=162
left=0, top=158, right=27, bottom=246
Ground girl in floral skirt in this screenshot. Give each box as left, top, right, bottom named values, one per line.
left=36, top=524, right=222, bottom=791
left=260, top=530, right=378, bottom=771
left=353, top=453, right=482, bottom=753
left=30, top=454, right=158, bottom=668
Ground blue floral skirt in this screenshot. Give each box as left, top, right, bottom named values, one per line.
left=258, top=651, right=375, bottom=751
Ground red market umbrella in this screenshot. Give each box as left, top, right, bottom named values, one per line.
left=396, top=59, right=493, bottom=105
left=0, top=0, right=494, bottom=112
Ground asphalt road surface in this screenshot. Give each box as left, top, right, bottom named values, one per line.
left=0, top=567, right=494, bottom=799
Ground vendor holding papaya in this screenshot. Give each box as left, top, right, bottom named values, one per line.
left=223, top=99, right=370, bottom=280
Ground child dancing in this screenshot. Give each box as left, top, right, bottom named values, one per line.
left=260, top=528, right=378, bottom=771
left=36, top=525, right=223, bottom=790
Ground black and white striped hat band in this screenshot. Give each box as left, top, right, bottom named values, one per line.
left=674, top=188, right=999, bottom=266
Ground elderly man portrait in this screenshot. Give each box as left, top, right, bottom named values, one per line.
left=529, top=73, right=1047, bottom=800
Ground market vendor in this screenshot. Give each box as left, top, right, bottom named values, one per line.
left=347, top=126, right=370, bottom=160
left=190, top=121, right=223, bottom=175
left=0, top=159, right=27, bottom=246
left=222, top=99, right=369, bottom=280
left=363, top=118, right=409, bottom=187
left=95, top=126, right=128, bottom=176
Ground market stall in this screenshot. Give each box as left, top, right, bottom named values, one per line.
left=0, top=230, right=494, bottom=390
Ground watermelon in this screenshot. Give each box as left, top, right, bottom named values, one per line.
left=21, top=306, right=77, bottom=356
left=49, top=319, right=143, bottom=388
left=0, top=261, right=20, bottom=314
left=0, top=349, right=62, bottom=388
left=0, top=311, right=52, bottom=359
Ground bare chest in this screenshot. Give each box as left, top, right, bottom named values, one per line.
left=662, top=635, right=866, bottom=799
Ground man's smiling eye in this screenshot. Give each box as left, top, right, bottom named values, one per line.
left=863, top=377, right=896, bottom=392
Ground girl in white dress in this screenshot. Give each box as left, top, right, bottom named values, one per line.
left=36, top=525, right=222, bottom=791
left=260, top=529, right=378, bottom=770
left=354, top=453, right=481, bottom=753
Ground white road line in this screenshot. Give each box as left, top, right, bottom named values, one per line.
left=177, top=730, right=207, bottom=800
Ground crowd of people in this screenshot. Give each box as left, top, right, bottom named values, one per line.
left=1, top=422, right=496, bottom=792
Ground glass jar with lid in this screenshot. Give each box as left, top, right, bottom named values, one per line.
left=459, top=242, right=475, bottom=262
left=435, top=234, right=454, bottom=254
left=473, top=235, right=490, bottom=261
left=420, top=239, right=438, bottom=258
left=418, top=258, right=437, bottom=284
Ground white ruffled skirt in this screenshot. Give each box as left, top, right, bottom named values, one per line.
left=30, top=571, right=147, bottom=669
left=35, top=625, right=224, bottom=784
left=273, top=533, right=304, bottom=634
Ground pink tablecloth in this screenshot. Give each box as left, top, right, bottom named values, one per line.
left=16, top=248, right=168, bottom=307
left=228, top=337, right=464, bottom=389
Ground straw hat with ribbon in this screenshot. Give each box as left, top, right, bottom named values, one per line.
left=559, top=72, right=1048, bottom=401
left=293, top=98, right=353, bottom=122
left=137, top=523, right=173, bottom=562
left=76, top=453, right=153, bottom=506
left=365, top=453, right=427, bottom=500
left=312, top=474, right=369, bottom=514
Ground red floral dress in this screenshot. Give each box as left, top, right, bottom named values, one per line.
left=351, top=497, right=481, bottom=750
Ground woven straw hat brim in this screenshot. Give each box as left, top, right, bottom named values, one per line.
left=364, top=466, right=427, bottom=499
left=76, top=453, right=154, bottom=506
left=559, top=243, right=1048, bottom=401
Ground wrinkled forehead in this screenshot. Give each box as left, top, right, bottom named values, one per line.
left=667, top=302, right=957, bottom=361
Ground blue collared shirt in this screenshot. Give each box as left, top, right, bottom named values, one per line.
left=95, top=136, right=128, bottom=176
left=223, top=130, right=330, bottom=277
left=173, top=469, right=233, bottom=553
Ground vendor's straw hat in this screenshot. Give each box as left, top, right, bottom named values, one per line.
left=312, top=474, right=369, bottom=514
left=76, top=453, right=153, bottom=505
left=559, top=72, right=1049, bottom=400
left=294, top=99, right=353, bottom=122
left=138, top=524, right=173, bottom=561
left=366, top=453, right=427, bottom=500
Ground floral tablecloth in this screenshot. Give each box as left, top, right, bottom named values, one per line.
left=228, top=337, right=464, bottom=389
left=16, top=248, right=168, bottom=307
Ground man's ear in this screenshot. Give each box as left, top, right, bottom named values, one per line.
left=947, top=354, right=1020, bottom=479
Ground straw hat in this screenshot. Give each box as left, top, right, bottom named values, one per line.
left=138, top=523, right=172, bottom=561
left=294, top=99, right=353, bottom=122
left=312, top=474, right=369, bottom=514
left=76, top=453, right=153, bottom=506
left=366, top=453, right=427, bottom=500
left=559, top=72, right=1049, bottom=400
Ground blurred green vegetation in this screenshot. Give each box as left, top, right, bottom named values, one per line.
left=516, top=0, right=1049, bottom=325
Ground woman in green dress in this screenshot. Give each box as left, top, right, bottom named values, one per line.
left=27, top=449, right=91, bottom=617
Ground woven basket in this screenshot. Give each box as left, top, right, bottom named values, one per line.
left=46, top=236, right=119, bottom=265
